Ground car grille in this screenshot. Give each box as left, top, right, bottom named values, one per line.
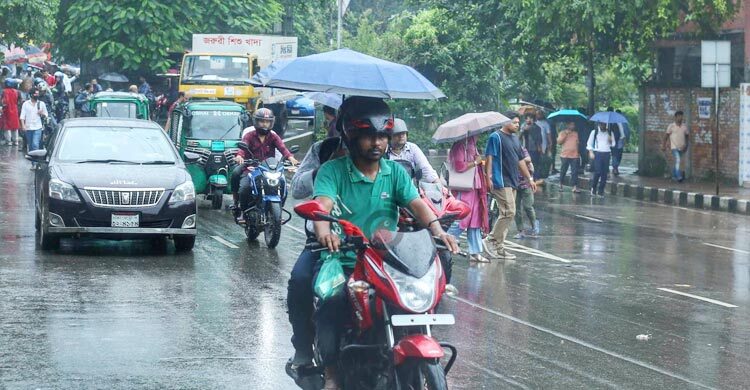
left=84, top=188, right=165, bottom=207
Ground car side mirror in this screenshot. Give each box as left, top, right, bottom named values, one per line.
left=25, top=149, right=48, bottom=162
left=294, top=200, right=336, bottom=222
left=288, top=144, right=300, bottom=154
left=183, top=151, right=201, bottom=164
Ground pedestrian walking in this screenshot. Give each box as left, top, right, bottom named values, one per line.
left=323, top=105, right=338, bottom=138
left=587, top=122, right=615, bottom=196
left=483, top=112, right=536, bottom=260
left=535, top=110, right=553, bottom=178
left=557, top=121, right=581, bottom=192
left=91, top=78, right=103, bottom=93
left=662, top=110, right=689, bottom=182
left=521, top=113, right=543, bottom=179
left=1, top=79, right=21, bottom=146
left=513, top=147, right=539, bottom=239
left=20, top=88, right=48, bottom=167
left=447, top=134, right=490, bottom=263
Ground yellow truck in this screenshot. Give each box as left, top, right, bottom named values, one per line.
left=178, top=52, right=260, bottom=108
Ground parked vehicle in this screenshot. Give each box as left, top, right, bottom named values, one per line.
left=293, top=199, right=464, bottom=389
left=235, top=141, right=298, bottom=248
left=28, top=117, right=198, bottom=251
left=167, top=100, right=249, bottom=209
left=88, top=91, right=150, bottom=120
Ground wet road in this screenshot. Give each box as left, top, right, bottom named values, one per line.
left=1, top=145, right=749, bottom=389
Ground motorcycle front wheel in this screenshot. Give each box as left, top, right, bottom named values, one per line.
left=415, top=360, right=448, bottom=390
left=264, top=202, right=282, bottom=248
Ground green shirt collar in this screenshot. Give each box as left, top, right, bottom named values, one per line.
left=345, top=157, right=392, bottom=183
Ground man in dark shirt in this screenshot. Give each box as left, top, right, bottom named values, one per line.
left=484, top=112, right=536, bottom=260
left=521, top=113, right=543, bottom=179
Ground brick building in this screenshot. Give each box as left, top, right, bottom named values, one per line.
left=640, top=3, right=750, bottom=184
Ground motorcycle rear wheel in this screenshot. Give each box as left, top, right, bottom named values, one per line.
left=264, top=203, right=282, bottom=248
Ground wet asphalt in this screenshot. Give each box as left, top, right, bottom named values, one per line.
left=1, top=145, right=749, bottom=389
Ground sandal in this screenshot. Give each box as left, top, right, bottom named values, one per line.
left=470, top=254, right=491, bottom=263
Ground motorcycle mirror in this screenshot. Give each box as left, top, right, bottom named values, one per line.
left=294, top=200, right=336, bottom=222
left=288, top=144, right=300, bottom=154
left=237, top=142, right=251, bottom=153
left=445, top=200, right=471, bottom=220
left=183, top=151, right=201, bottom=164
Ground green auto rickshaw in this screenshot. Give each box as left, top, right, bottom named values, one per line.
left=168, top=100, right=249, bottom=209
left=89, top=91, right=150, bottom=119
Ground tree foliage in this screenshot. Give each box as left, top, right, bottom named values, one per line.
left=0, top=0, right=59, bottom=48
left=58, top=0, right=283, bottom=72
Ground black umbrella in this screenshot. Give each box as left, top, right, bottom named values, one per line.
left=99, top=72, right=129, bottom=83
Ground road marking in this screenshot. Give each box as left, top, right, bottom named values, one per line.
left=657, top=288, right=738, bottom=308
left=504, top=241, right=571, bottom=263
left=703, top=243, right=750, bottom=255
left=451, top=296, right=714, bottom=389
left=284, top=224, right=307, bottom=236
left=574, top=214, right=603, bottom=223
left=464, top=360, right=529, bottom=389
left=210, top=236, right=239, bottom=249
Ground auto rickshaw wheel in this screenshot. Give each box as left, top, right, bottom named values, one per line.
left=211, top=187, right=223, bottom=209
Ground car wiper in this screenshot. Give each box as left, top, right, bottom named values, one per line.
left=139, top=160, right=175, bottom=165
left=218, top=123, right=239, bottom=140
left=75, top=159, right=138, bottom=164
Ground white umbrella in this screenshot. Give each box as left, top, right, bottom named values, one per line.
left=432, top=112, right=510, bottom=143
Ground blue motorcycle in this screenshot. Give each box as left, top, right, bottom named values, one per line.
left=235, top=142, right=298, bottom=248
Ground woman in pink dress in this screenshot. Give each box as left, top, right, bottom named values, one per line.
left=1, top=81, right=21, bottom=145
left=447, top=135, right=490, bottom=262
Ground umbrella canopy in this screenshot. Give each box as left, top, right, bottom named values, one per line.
left=589, top=111, right=628, bottom=124
left=99, top=72, right=129, bottom=83
left=303, top=92, right=343, bottom=108
left=547, top=109, right=587, bottom=122
left=3, top=45, right=26, bottom=64
left=24, top=46, right=47, bottom=64
left=432, top=112, right=510, bottom=143
left=251, top=49, right=445, bottom=100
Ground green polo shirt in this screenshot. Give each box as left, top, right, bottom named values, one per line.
left=313, top=156, right=419, bottom=240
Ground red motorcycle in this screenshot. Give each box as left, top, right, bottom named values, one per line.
left=294, top=199, right=469, bottom=390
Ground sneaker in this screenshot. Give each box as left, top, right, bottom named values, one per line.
left=513, top=231, right=525, bottom=239
left=482, top=237, right=499, bottom=258
left=572, top=187, right=581, bottom=193
left=497, top=249, right=516, bottom=260
left=469, top=254, right=491, bottom=263
left=590, top=188, right=595, bottom=196
left=558, top=185, right=564, bottom=192
left=531, top=220, right=540, bottom=235
left=13, top=141, right=19, bottom=146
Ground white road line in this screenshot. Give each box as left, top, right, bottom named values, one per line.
left=451, top=296, right=714, bottom=389
left=703, top=242, right=750, bottom=255
left=464, top=359, right=529, bottom=389
left=210, top=236, right=239, bottom=249
left=574, top=214, right=604, bottom=223
left=504, top=241, right=571, bottom=263
left=657, top=288, right=738, bottom=308
left=284, top=224, right=307, bottom=236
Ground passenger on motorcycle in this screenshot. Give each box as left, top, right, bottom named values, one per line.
left=231, top=107, right=298, bottom=221
left=388, top=118, right=439, bottom=183
left=308, top=96, right=458, bottom=389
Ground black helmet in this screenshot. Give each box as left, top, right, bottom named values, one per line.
left=253, top=107, right=275, bottom=134
left=336, top=96, right=393, bottom=140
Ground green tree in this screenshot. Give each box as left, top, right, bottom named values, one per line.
left=58, top=0, right=283, bottom=72
left=0, top=0, right=59, bottom=48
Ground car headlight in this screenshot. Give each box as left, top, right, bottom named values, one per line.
left=264, top=171, right=282, bottom=187
left=49, top=178, right=81, bottom=202
left=170, top=181, right=195, bottom=204
left=383, top=261, right=437, bottom=313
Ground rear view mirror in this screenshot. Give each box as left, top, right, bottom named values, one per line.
left=288, top=144, right=300, bottom=154
left=25, top=149, right=47, bottom=162
left=237, top=142, right=250, bottom=153
left=294, top=200, right=336, bottom=222
left=183, top=151, right=201, bottom=164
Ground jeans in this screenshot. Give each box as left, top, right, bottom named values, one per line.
left=238, top=173, right=254, bottom=210
left=230, top=165, right=243, bottom=196
left=671, top=149, right=685, bottom=180
left=611, top=147, right=624, bottom=169
left=528, top=150, right=541, bottom=179
left=287, top=247, right=319, bottom=357
left=591, top=152, right=611, bottom=195
left=448, top=223, right=483, bottom=255
left=488, top=187, right=516, bottom=251
left=514, top=187, right=536, bottom=231
left=559, top=157, right=579, bottom=187
left=25, top=129, right=42, bottom=152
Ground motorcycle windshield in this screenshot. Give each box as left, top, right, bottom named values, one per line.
left=263, top=157, right=279, bottom=170
left=372, top=229, right=436, bottom=278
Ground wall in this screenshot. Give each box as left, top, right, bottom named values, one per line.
left=641, top=87, right=740, bottom=181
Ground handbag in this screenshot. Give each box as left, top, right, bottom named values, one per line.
left=445, top=138, right=476, bottom=191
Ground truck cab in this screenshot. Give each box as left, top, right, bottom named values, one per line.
left=179, top=52, right=260, bottom=107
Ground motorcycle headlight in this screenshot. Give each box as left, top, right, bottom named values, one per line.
left=49, top=178, right=81, bottom=202
left=264, top=171, right=282, bottom=187
left=170, top=181, right=196, bottom=204
left=383, top=261, right=437, bottom=313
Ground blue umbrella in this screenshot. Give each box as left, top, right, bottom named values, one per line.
left=589, top=111, right=628, bottom=124
left=303, top=92, right=343, bottom=108
left=547, top=109, right=587, bottom=122
left=252, top=49, right=445, bottom=100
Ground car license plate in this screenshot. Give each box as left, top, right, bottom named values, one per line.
left=391, top=314, right=455, bottom=327
left=111, top=213, right=139, bottom=228
left=291, top=109, right=300, bottom=115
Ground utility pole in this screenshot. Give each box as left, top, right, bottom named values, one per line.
left=337, top=0, right=342, bottom=49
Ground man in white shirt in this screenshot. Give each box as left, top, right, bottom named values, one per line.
left=20, top=88, right=48, bottom=166
left=388, top=118, right=438, bottom=183
left=662, top=110, right=689, bottom=182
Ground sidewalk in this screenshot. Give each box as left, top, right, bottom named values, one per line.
left=550, top=153, right=750, bottom=215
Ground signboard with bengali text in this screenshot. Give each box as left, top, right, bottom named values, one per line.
left=192, top=34, right=297, bottom=68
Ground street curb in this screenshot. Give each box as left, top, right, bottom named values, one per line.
left=573, top=176, right=745, bottom=215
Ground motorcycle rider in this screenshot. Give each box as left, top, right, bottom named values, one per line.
left=388, top=118, right=439, bottom=183
left=231, top=107, right=298, bottom=221
left=308, top=96, right=458, bottom=389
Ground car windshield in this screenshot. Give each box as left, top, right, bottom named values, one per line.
left=182, top=55, right=250, bottom=82
left=96, top=102, right=138, bottom=118
left=57, top=126, right=177, bottom=164
left=372, top=229, right=436, bottom=278
left=189, top=110, right=242, bottom=140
